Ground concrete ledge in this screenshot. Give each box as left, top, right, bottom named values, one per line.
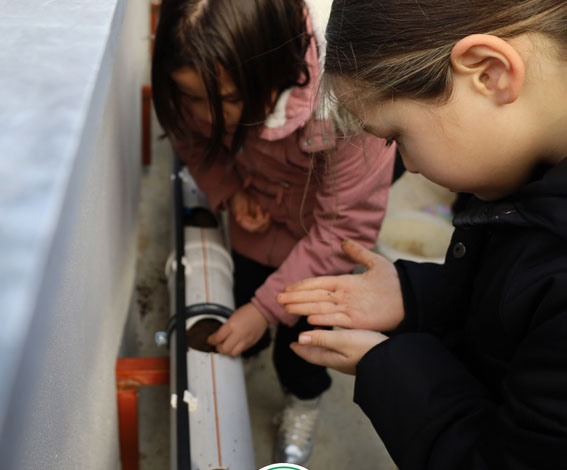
left=0, top=0, right=126, bottom=449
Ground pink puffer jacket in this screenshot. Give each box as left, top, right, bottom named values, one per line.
left=176, top=10, right=395, bottom=326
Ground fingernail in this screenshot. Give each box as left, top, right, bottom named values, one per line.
left=298, top=334, right=311, bottom=345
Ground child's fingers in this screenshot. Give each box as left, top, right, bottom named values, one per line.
left=259, top=211, right=270, bottom=225
left=249, top=200, right=261, bottom=216
left=239, top=215, right=262, bottom=231
left=307, top=312, right=352, bottom=329
left=207, top=322, right=231, bottom=346
left=251, top=203, right=270, bottom=224
left=248, top=200, right=266, bottom=220
left=256, top=212, right=271, bottom=233
left=251, top=209, right=265, bottom=225
left=233, top=197, right=248, bottom=214
left=283, top=301, right=341, bottom=316
left=277, top=289, right=337, bottom=305
left=299, top=329, right=388, bottom=358
left=284, top=276, right=340, bottom=293
left=290, top=342, right=334, bottom=365
left=233, top=205, right=247, bottom=223
left=341, top=239, right=377, bottom=269
left=290, top=342, right=350, bottom=372
left=229, top=340, right=248, bottom=358
left=297, top=329, right=350, bottom=353
left=239, top=211, right=271, bottom=233
left=215, top=332, right=239, bottom=356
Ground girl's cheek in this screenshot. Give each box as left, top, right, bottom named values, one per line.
left=223, top=103, right=243, bottom=127
left=396, top=147, right=415, bottom=173
left=191, top=103, right=212, bottom=124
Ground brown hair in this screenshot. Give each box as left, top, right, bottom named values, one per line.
left=152, top=0, right=310, bottom=165
left=324, top=0, right=567, bottom=103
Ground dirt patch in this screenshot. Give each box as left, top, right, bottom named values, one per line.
left=136, top=284, right=153, bottom=318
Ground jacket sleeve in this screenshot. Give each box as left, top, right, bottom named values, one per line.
left=175, top=133, right=242, bottom=212
left=354, top=272, right=567, bottom=470
left=252, top=134, right=396, bottom=325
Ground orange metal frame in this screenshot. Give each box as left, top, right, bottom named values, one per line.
left=116, top=357, right=170, bottom=470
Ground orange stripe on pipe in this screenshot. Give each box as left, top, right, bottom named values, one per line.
left=210, top=354, right=223, bottom=467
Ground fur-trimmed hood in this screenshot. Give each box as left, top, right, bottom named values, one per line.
left=304, top=0, right=333, bottom=70
left=261, top=0, right=333, bottom=137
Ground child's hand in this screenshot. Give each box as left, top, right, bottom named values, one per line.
left=290, top=329, right=388, bottom=375
left=277, top=239, right=405, bottom=332
left=207, top=302, right=269, bottom=357
left=230, top=190, right=271, bottom=233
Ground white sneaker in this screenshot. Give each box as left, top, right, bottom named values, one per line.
left=273, top=394, right=321, bottom=465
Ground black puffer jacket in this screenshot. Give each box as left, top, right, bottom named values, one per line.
left=354, top=159, right=567, bottom=470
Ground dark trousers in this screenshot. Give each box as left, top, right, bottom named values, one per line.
left=233, top=251, right=331, bottom=399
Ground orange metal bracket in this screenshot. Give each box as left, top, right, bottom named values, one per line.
left=116, top=357, right=170, bottom=470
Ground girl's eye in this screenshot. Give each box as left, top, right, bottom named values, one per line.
left=222, top=94, right=241, bottom=104
left=179, top=91, right=204, bottom=103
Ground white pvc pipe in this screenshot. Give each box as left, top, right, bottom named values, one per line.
left=184, top=314, right=254, bottom=469
left=166, top=170, right=255, bottom=470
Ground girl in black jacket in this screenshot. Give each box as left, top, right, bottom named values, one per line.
left=277, top=1, right=567, bottom=468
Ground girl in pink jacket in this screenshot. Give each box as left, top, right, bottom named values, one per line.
left=152, top=0, right=395, bottom=463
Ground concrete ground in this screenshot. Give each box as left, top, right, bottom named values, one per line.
left=125, top=113, right=454, bottom=469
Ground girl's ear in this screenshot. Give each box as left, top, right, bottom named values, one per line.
left=451, top=34, right=525, bottom=105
